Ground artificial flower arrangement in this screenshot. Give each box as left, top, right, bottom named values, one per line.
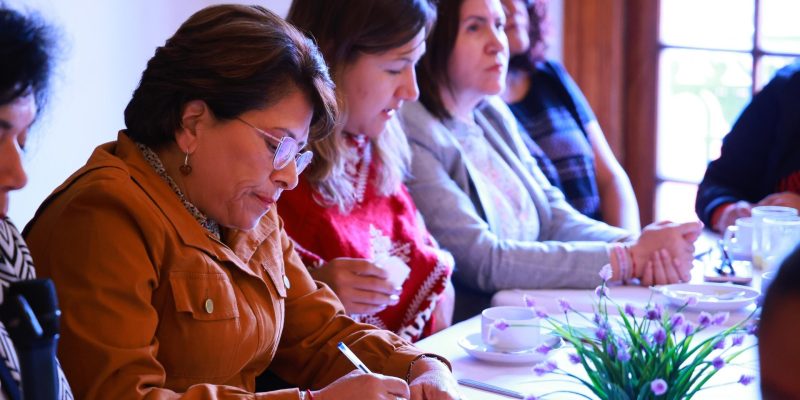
left=494, top=265, right=758, bottom=400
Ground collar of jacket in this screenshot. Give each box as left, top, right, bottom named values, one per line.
left=29, top=131, right=278, bottom=276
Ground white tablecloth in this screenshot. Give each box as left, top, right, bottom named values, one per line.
left=416, top=232, right=762, bottom=399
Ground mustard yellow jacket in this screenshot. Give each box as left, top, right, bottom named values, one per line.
left=25, top=132, right=432, bottom=399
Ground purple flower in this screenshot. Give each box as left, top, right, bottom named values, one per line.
left=712, top=356, right=725, bottom=370
left=653, top=327, right=667, bottom=345
left=670, top=313, right=685, bottom=329
left=535, top=344, right=552, bottom=355
left=523, top=395, right=540, bottom=400
left=532, top=360, right=557, bottom=376
left=738, top=374, right=755, bottom=386
left=650, top=378, right=668, bottom=396
left=698, top=312, right=713, bottom=328
left=535, top=308, right=549, bottom=319
left=624, top=303, right=637, bottom=317
left=568, top=353, right=581, bottom=365
left=493, top=319, right=509, bottom=331
left=558, top=298, right=572, bottom=313
left=746, top=322, right=758, bottom=335
left=595, top=327, right=608, bottom=341
left=595, top=285, right=610, bottom=298
left=617, top=349, right=631, bottom=362
left=713, top=338, right=726, bottom=350
left=646, top=303, right=663, bottom=321
left=606, top=342, right=616, bottom=357
left=682, top=321, right=696, bottom=337
left=684, top=296, right=699, bottom=307
left=599, top=264, right=613, bottom=282
left=712, top=312, right=729, bottom=326
left=732, top=334, right=745, bottom=347
left=593, top=313, right=602, bottom=324
left=524, top=295, right=536, bottom=308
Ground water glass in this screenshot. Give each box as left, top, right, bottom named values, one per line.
left=761, top=215, right=800, bottom=271
left=751, top=206, right=798, bottom=269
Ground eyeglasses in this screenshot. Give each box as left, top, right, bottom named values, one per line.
left=234, top=117, right=313, bottom=173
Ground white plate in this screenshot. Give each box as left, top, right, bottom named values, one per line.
left=458, top=333, right=560, bottom=364
left=655, top=283, right=759, bottom=311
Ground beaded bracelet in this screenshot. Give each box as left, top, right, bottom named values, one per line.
left=611, top=244, right=632, bottom=283
left=405, top=354, right=450, bottom=383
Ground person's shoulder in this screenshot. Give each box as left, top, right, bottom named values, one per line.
left=478, top=96, right=518, bottom=129
left=398, top=101, right=437, bottom=131
left=532, top=59, right=569, bottom=79
left=775, top=61, right=800, bottom=80
left=398, top=101, right=451, bottom=149
left=763, top=61, right=800, bottom=92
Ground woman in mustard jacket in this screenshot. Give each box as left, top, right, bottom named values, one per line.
left=23, top=5, right=459, bottom=400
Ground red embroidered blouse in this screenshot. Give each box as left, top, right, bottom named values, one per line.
left=277, top=139, right=452, bottom=341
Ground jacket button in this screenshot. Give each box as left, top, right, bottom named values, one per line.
left=283, top=274, right=291, bottom=289
left=204, top=298, right=214, bottom=314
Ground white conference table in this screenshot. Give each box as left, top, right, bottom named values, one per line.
left=416, top=234, right=762, bottom=399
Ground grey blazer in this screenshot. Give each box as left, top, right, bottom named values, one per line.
left=399, top=97, right=631, bottom=319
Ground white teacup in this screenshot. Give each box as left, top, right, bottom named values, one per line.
left=374, top=254, right=410, bottom=289
left=481, top=306, right=540, bottom=352
left=723, top=217, right=753, bottom=258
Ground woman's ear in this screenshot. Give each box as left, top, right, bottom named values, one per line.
left=175, top=100, right=208, bottom=154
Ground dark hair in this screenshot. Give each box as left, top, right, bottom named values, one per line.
left=287, top=0, right=436, bottom=77
left=0, top=6, right=57, bottom=109
left=508, top=0, right=547, bottom=71
left=124, top=4, right=337, bottom=148
left=416, top=0, right=465, bottom=121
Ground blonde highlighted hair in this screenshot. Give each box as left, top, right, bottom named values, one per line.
left=304, top=116, right=411, bottom=212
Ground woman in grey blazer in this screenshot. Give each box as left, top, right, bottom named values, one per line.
left=399, top=0, right=702, bottom=320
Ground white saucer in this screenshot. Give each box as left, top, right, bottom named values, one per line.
left=655, top=283, right=759, bottom=312
left=458, top=333, right=561, bottom=364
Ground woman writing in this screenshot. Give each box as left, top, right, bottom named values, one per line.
left=278, top=0, right=454, bottom=341
left=400, top=0, right=702, bottom=320
left=24, top=5, right=458, bottom=399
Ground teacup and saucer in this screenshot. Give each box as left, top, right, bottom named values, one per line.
left=458, top=306, right=560, bottom=364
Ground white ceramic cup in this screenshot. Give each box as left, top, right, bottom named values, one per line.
left=752, top=206, right=798, bottom=269
left=480, top=306, right=540, bottom=352
left=374, top=254, right=410, bottom=289
left=723, top=217, right=754, bottom=258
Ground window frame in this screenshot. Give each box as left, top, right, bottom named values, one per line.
left=563, top=0, right=800, bottom=224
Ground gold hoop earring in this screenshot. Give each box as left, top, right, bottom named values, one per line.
left=179, top=151, right=192, bottom=176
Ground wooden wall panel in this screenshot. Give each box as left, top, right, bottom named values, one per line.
left=563, top=0, right=660, bottom=223
left=562, top=0, right=625, bottom=157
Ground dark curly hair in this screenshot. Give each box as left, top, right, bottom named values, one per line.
left=0, top=5, right=57, bottom=109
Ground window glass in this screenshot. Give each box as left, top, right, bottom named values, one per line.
left=660, top=0, right=754, bottom=50
left=655, top=181, right=700, bottom=222
left=759, top=0, right=800, bottom=53
left=657, top=49, right=752, bottom=183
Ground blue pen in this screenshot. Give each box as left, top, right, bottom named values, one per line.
left=337, top=342, right=372, bottom=373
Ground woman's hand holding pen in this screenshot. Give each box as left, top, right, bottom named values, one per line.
left=311, top=370, right=410, bottom=400
left=311, top=258, right=401, bottom=314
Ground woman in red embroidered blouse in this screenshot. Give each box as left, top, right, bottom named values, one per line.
left=278, top=0, right=454, bottom=341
